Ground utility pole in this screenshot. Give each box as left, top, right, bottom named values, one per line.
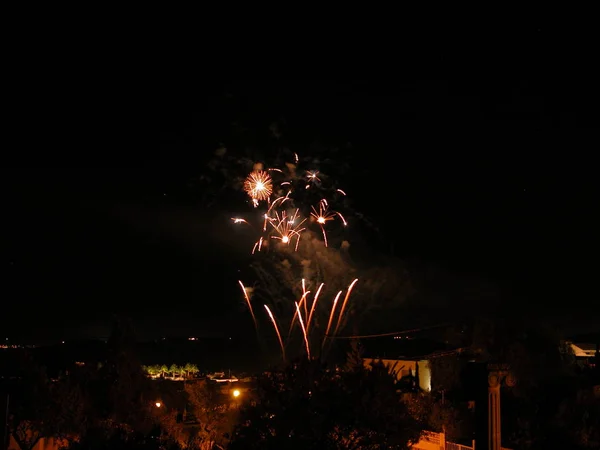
left=3, top=394, right=9, bottom=450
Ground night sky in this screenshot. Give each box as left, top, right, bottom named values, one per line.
left=4, top=30, right=599, bottom=341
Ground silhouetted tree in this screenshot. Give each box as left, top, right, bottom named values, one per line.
left=230, top=358, right=422, bottom=449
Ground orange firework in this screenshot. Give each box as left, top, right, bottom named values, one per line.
left=270, top=209, right=306, bottom=251
left=333, top=278, right=359, bottom=336
left=306, top=282, right=324, bottom=334
left=289, top=288, right=311, bottom=337
left=323, top=290, right=343, bottom=346
left=264, top=305, right=286, bottom=362
left=311, top=199, right=347, bottom=247
left=295, top=301, right=311, bottom=360
left=238, top=280, right=257, bottom=330
left=244, top=170, right=273, bottom=206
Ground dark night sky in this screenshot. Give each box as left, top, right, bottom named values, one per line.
left=3, top=26, right=599, bottom=341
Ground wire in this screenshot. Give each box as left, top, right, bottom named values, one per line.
left=325, top=323, right=451, bottom=340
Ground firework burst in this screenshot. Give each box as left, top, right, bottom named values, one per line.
left=310, top=199, right=347, bottom=247
left=244, top=170, right=273, bottom=206
left=230, top=153, right=360, bottom=362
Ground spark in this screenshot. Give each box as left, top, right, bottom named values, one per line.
left=294, top=153, right=299, bottom=164
left=268, top=168, right=283, bottom=173
left=264, top=305, right=285, bottom=362
left=336, top=189, right=347, bottom=196
left=289, top=287, right=311, bottom=337
left=244, top=170, right=273, bottom=206
left=302, top=279, right=308, bottom=322
left=333, top=278, right=359, bottom=336
left=251, top=236, right=264, bottom=254
left=306, top=171, right=321, bottom=183
left=238, top=281, right=257, bottom=330
left=270, top=210, right=306, bottom=250
left=306, top=282, right=324, bottom=334
left=295, top=301, right=311, bottom=360
left=323, top=290, right=343, bottom=345
left=310, top=199, right=339, bottom=247
left=231, top=217, right=248, bottom=224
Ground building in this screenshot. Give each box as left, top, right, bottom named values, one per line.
left=361, top=335, right=464, bottom=393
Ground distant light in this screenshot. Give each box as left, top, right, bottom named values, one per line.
left=232, top=389, right=240, bottom=398
left=155, top=402, right=162, bottom=408
left=61, top=341, right=65, bottom=344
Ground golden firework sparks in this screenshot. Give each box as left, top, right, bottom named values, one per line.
left=295, top=301, right=311, bottom=360
left=311, top=199, right=346, bottom=247
left=306, top=282, right=324, bottom=334
left=323, top=290, right=343, bottom=346
left=289, top=287, right=311, bottom=337
left=336, top=189, right=347, bottom=196
left=333, top=278, right=359, bottom=336
left=238, top=280, right=257, bottom=330
left=270, top=209, right=306, bottom=251
left=244, top=170, right=273, bottom=206
left=251, top=236, right=264, bottom=254
left=231, top=217, right=248, bottom=224
left=306, top=171, right=321, bottom=182
left=264, top=305, right=286, bottom=362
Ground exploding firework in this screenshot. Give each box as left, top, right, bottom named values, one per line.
left=269, top=209, right=306, bottom=251
left=244, top=170, right=273, bottom=206
left=231, top=153, right=360, bottom=361
left=310, top=199, right=347, bottom=247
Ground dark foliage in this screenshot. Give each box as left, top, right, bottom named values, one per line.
left=230, top=358, right=422, bottom=449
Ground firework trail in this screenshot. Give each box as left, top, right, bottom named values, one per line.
left=289, top=288, right=311, bottom=338
left=264, top=305, right=286, bottom=362
left=230, top=153, right=359, bottom=360
left=333, top=278, right=359, bottom=336
left=238, top=280, right=257, bottom=330
left=295, top=301, right=311, bottom=360
left=323, top=290, right=343, bottom=346
left=306, top=282, right=324, bottom=334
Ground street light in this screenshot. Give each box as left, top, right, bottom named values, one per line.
left=232, top=389, right=240, bottom=398
left=155, top=401, right=162, bottom=408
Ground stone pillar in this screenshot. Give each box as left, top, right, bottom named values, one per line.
left=486, top=364, right=514, bottom=450
left=488, top=373, right=501, bottom=450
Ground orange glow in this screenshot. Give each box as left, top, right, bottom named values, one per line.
left=295, top=301, right=311, bottom=360
left=238, top=281, right=257, bottom=330
left=244, top=170, right=273, bottom=206
left=333, top=278, right=359, bottom=336
left=264, top=304, right=285, bottom=362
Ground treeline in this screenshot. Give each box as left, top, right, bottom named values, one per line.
left=142, top=363, right=200, bottom=379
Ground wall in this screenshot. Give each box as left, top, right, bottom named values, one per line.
left=363, top=358, right=432, bottom=392
left=8, top=434, right=69, bottom=450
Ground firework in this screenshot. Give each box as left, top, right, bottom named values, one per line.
left=323, top=290, right=343, bottom=344
left=306, top=282, right=324, bottom=334
left=238, top=280, right=257, bottom=330
left=231, top=217, right=248, bottom=224
left=244, top=170, right=273, bottom=206
left=289, top=288, right=311, bottom=337
left=305, top=170, right=321, bottom=188
left=264, top=305, right=285, bottom=362
left=295, top=301, right=311, bottom=359
left=333, top=278, right=359, bottom=336
left=270, top=209, right=306, bottom=251
left=310, top=199, right=348, bottom=247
